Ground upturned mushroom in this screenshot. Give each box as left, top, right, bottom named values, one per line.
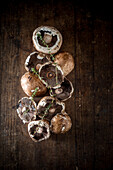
left=49, top=77, right=74, bottom=101
left=54, top=52, right=75, bottom=76
left=32, top=26, right=63, bottom=54
left=28, top=120, right=50, bottom=142
left=50, top=112, right=72, bottom=134
left=21, top=72, right=47, bottom=97
left=25, top=51, right=50, bottom=72
left=39, top=62, right=64, bottom=88
left=37, top=96, right=65, bottom=120
left=17, top=97, right=36, bottom=124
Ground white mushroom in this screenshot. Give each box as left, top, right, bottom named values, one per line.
left=32, top=26, right=63, bottom=54
left=17, top=97, right=36, bottom=124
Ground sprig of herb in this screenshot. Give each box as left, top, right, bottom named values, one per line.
left=37, top=33, right=55, bottom=61
left=23, top=109, right=30, bottom=115
left=31, top=87, right=39, bottom=99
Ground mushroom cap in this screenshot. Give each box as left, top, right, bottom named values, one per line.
left=37, top=96, right=65, bottom=120
left=25, top=51, right=50, bottom=72
left=50, top=112, right=72, bottom=134
left=39, top=62, right=64, bottom=88
left=32, top=26, right=63, bottom=54
left=17, top=97, right=36, bottom=124
left=21, top=72, right=47, bottom=97
left=49, top=77, right=74, bottom=101
left=28, top=120, right=50, bottom=142
left=54, top=52, right=75, bottom=76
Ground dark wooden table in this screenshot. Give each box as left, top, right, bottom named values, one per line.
left=0, top=0, right=113, bottom=169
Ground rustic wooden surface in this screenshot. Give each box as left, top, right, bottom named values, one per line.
left=0, top=0, right=113, bottom=169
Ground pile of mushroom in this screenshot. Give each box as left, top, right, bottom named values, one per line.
left=17, top=26, right=74, bottom=142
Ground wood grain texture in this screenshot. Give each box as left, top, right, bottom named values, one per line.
left=0, top=0, right=113, bottom=169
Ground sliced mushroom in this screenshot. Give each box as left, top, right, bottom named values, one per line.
left=32, top=26, right=63, bottom=54
left=49, top=77, right=74, bottom=101
left=37, top=96, right=65, bottom=120
left=17, top=97, right=36, bottom=124
left=21, top=72, right=47, bottom=97
left=39, top=62, right=64, bottom=88
left=28, top=120, right=50, bottom=142
left=50, top=112, right=72, bottom=134
left=25, top=51, right=50, bottom=72
left=54, top=52, right=75, bottom=76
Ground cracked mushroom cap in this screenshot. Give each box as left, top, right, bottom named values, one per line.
left=32, top=26, right=63, bottom=54
left=21, top=72, right=47, bottom=97
left=17, top=97, right=36, bottom=124
left=54, top=52, right=75, bottom=76
left=28, top=120, right=50, bottom=142
left=49, top=77, right=74, bottom=101
left=39, top=62, right=64, bottom=88
left=37, top=96, right=65, bottom=120
left=50, top=112, right=72, bottom=134
left=25, top=51, right=50, bottom=72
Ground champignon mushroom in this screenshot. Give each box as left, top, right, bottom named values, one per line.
left=39, top=62, right=64, bottom=88
left=54, top=52, right=75, bottom=76
left=32, top=26, right=63, bottom=54
left=37, top=96, right=65, bottom=120
left=49, top=77, right=74, bottom=101
left=17, top=97, right=36, bottom=124
left=25, top=51, right=50, bottom=72
left=21, top=72, right=47, bottom=97
left=28, top=120, right=50, bottom=142
left=50, top=112, right=72, bottom=134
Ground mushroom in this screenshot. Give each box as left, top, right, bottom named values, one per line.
left=17, top=97, right=36, bottom=124
left=28, top=120, right=50, bottom=142
left=32, top=26, right=63, bottom=54
left=21, top=72, right=47, bottom=97
left=39, top=62, right=64, bottom=88
left=50, top=112, right=72, bottom=134
left=25, top=51, right=50, bottom=72
left=37, top=96, right=65, bottom=120
left=54, top=52, right=75, bottom=76
left=49, top=77, right=74, bottom=101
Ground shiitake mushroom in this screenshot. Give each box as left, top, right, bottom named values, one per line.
left=37, top=96, right=65, bottom=120
left=54, top=52, right=75, bottom=76
left=49, top=77, right=74, bottom=101
left=28, top=120, right=50, bottom=142
left=25, top=51, right=50, bottom=72
left=21, top=72, right=47, bottom=97
left=50, top=112, right=72, bottom=134
left=39, top=62, right=64, bottom=88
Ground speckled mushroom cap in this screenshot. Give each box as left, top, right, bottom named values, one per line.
left=28, top=120, right=50, bottom=142
left=49, top=77, right=74, bottom=101
left=32, top=26, right=63, bottom=54
left=50, top=112, right=72, bottom=134
left=21, top=72, right=47, bottom=97
left=25, top=51, right=50, bottom=72
left=37, top=96, right=65, bottom=120
left=54, top=52, right=75, bottom=76
left=17, top=97, right=36, bottom=124
left=39, top=62, right=64, bottom=89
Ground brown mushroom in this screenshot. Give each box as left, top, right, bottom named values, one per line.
left=54, top=52, right=75, bottom=76
left=37, top=96, right=65, bottom=120
left=50, top=112, right=72, bottom=134
left=21, top=72, right=47, bottom=97
left=28, top=120, right=50, bottom=142
left=39, top=62, right=64, bottom=88
left=32, top=26, right=63, bottom=54
left=49, top=77, right=74, bottom=101
left=25, top=51, right=50, bottom=72
left=17, top=97, right=36, bottom=124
